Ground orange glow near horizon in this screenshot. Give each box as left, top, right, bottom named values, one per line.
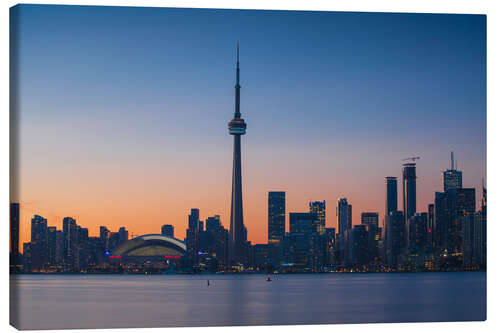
left=15, top=149, right=448, bottom=252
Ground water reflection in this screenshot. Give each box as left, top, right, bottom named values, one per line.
left=10, top=272, right=486, bottom=330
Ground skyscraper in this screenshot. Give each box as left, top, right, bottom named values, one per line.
left=268, top=191, right=286, bottom=244
left=203, top=215, right=229, bottom=267
left=161, top=224, right=174, bottom=238
left=481, top=179, right=487, bottom=215
left=402, top=163, right=417, bottom=234
left=461, top=212, right=486, bottom=268
left=290, top=212, right=317, bottom=234
left=31, top=215, right=48, bottom=271
left=408, top=213, right=428, bottom=249
left=361, top=212, right=379, bottom=228
left=289, top=212, right=317, bottom=268
left=99, top=226, right=109, bottom=251
left=188, top=208, right=199, bottom=229
left=366, top=224, right=382, bottom=264
left=385, top=211, right=405, bottom=268
left=62, top=217, right=77, bottom=270
left=309, top=201, right=326, bottom=234
left=10, top=202, right=20, bottom=271
left=337, top=198, right=352, bottom=236
left=443, top=151, right=462, bottom=192
left=434, top=191, right=449, bottom=250
left=435, top=186, right=475, bottom=253
left=385, top=177, right=398, bottom=216
left=206, top=215, right=221, bottom=233
left=384, top=176, right=398, bottom=264
left=428, top=203, right=435, bottom=246
left=337, top=198, right=352, bottom=258
left=186, top=208, right=200, bottom=262
left=22, top=243, right=32, bottom=272
left=228, top=45, right=247, bottom=263
left=456, top=188, right=476, bottom=213
left=349, top=225, right=369, bottom=265
left=118, top=227, right=129, bottom=245
left=55, top=230, right=64, bottom=265
left=47, top=226, right=57, bottom=266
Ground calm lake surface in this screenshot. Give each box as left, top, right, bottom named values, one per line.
left=10, top=272, right=486, bottom=330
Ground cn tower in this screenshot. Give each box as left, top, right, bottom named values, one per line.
left=228, top=44, right=247, bottom=264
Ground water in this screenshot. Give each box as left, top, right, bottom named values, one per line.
left=10, top=272, right=486, bottom=330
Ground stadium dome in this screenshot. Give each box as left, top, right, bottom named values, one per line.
left=111, top=234, right=186, bottom=258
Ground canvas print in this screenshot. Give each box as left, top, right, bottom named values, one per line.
left=9, top=4, right=486, bottom=330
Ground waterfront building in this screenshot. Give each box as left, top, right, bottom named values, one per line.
left=63, top=217, right=77, bottom=270
left=337, top=198, right=352, bottom=238
left=118, top=227, right=129, bottom=245
left=55, top=230, right=64, bottom=265
left=361, top=212, right=379, bottom=228
left=443, top=151, right=463, bottom=192
left=366, top=224, right=382, bottom=264
left=384, top=176, right=398, bottom=265
left=325, top=227, right=336, bottom=266
left=10, top=203, right=20, bottom=272
left=268, top=192, right=286, bottom=243
left=107, top=232, right=120, bottom=253
left=253, top=244, right=270, bottom=269
left=47, top=226, right=57, bottom=266
left=289, top=212, right=317, bottom=269
left=268, top=191, right=285, bottom=267
left=186, top=208, right=200, bottom=263
left=189, top=208, right=200, bottom=229
left=385, top=177, right=398, bottom=215
left=385, top=211, right=405, bottom=268
left=402, top=163, right=417, bottom=236
left=408, top=213, right=428, bottom=249
left=435, top=187, right=475, bottom=253
left=201, top=216, right=230, bottom=269
left=456, top=188, right=476, bottom=213
left=462, top=212, right=486, bottom=269
left=31, top=215, right=48, bottom=270
left=22, top=243, right=32, bottom=272
left=99, top=226, right=109, bottom=251
left=161, top=224, right=174, bottom=238
left=336, top=198, right=352, bottom=259
left=309, top=200, right=326, bottom=234
left=206, top=215, right=221, bottom=233
left=428, top=203, right=435, bottom=246
left=349, top=225, right=369, bottom=266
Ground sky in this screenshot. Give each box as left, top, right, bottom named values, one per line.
left=12, top=4, right=486, bottom=248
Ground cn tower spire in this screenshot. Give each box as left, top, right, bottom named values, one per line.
left=235, top=43, right=241, bottom=119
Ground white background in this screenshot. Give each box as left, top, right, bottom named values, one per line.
left=1, top=1, right=498, bottom=333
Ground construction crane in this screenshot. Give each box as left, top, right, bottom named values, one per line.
left=402, top=156, right=420, bottom=162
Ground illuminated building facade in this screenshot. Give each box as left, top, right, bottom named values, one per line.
left=361, top=212, right=379, bottom=228
left=309, top=200, right=326, bottom=234
left=268, top=191, right=286, bottom=243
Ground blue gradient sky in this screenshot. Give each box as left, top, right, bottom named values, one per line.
left=14, top=5, right=486, bottom=245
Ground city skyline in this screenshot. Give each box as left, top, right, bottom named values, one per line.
left=14, top=150, right=486, bottom=272
left=12, top=5, right=486, bottom=249
left=15, top=150, right=485, bottom=253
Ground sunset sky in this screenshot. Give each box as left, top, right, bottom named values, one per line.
left=13, top=5, right=486, bottom=249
